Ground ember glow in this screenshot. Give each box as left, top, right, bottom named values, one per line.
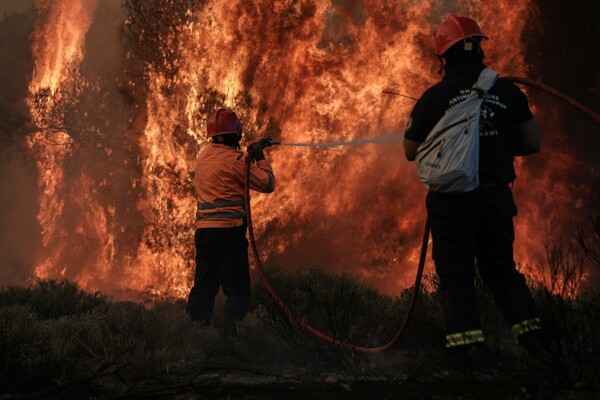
left=16, top=0, right=596, bottom=299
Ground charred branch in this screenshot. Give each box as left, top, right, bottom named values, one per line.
left=576, top=212, right=600, bottom=269
left=541, top=239, right=585, bottom=298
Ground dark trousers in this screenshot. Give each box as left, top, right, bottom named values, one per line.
left=187, top=229, right=251, bottom=324
left=426, top=187, right=540, bottom=343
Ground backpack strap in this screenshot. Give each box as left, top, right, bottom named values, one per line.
left=473, top=68, right=499, bottom=97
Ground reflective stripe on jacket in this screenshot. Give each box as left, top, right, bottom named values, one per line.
left=195, top=143, right=275, bottom=228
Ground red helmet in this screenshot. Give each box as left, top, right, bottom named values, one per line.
left=206, top=108, right=242, bottom=137
left=434, top=15, right=488, bottom=56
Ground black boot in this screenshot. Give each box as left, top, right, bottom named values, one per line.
left=446, top=343, right=502, bottom=372
left=518, top=330, right=550, bottom=360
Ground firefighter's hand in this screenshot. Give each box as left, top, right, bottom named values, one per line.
left=248, top=142, right=265, bottom=161
left=260, top=136, right=275, bottom=148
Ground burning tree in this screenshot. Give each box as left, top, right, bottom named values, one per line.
left=0, top=0, right=595, bottom=300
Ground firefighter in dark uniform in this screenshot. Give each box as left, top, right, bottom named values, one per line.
left=403, top=16, right=544, bottom=366
left=187, top=108, right=275, bottom=328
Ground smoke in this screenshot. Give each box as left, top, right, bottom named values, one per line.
left=0, top=0, right=35, bottom=15
left=512, top=0, right=600, bottom=279
left=0, top=10, right=39, bottom=285
left=0, top=149, right=41, bottom=285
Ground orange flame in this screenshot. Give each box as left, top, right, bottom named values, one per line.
left=29, top=0, right=98, bottom=94
left=22, top=0, right=593, bottom=299
left=27, top=0, right=102, bottom=283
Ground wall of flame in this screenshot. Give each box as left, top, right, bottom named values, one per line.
left=11, top=0, right=598, bottom=300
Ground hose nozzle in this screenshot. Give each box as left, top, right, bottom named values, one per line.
left=261, top=136, right=280, bottom=147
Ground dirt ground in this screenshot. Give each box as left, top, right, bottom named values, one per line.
left=81, top=355, right=596, bottom=400
left=109, top=369, right=597, bottom=400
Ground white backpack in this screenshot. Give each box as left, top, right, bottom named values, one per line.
left=415, top=68, right=499, bottom=193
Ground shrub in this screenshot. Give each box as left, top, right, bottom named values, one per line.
left=0, top=285, right=219, bottom=394
left=0, top=279, right=106, bottom=319
left=532, top=282, right=600, bottom=388
left=1, top=268, right=599, bottom=398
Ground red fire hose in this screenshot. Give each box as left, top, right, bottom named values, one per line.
left=384, top=76, right=600, bottom=124
left=504, top=76, right=600, bottom=124
left=243, top=76, right=599, bottom=353
left=244, top=155, right=430, bottom=352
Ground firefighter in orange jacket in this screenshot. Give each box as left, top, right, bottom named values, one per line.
left=187, top=108, right=275, bottom=326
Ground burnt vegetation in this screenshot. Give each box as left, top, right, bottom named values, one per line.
left=1, top=229, right=600, bottom=400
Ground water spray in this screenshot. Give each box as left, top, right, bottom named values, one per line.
left=271, top=133, right=403, bottom=148
left=243, top=76, right=600, bottom=351
left=268, top=77, right=599, bottom=150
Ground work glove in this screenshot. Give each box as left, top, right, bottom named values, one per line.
left=248, top=136, right=276, bottom=161
left=259, top=136, right=275, bottom=148
left=248, top=141, right=265, bottom=161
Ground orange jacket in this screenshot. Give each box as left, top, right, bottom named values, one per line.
left=195, top=143, right=275, bottom=228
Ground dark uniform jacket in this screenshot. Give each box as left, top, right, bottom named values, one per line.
left=405, top=62, right=534, bottom=187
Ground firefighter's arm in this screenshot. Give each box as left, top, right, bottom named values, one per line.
left=249, top=160, right=275, bottom=193
left=403, top=137, right=421, bottom=161
left=514, top=118, right=541, bottom=156
left=244, top=139, right=276, bottom=193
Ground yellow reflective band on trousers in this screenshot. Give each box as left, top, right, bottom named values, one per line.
left=445, top=329, right=485, bottom=348
left=512, top=318, right=542, bottom=337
